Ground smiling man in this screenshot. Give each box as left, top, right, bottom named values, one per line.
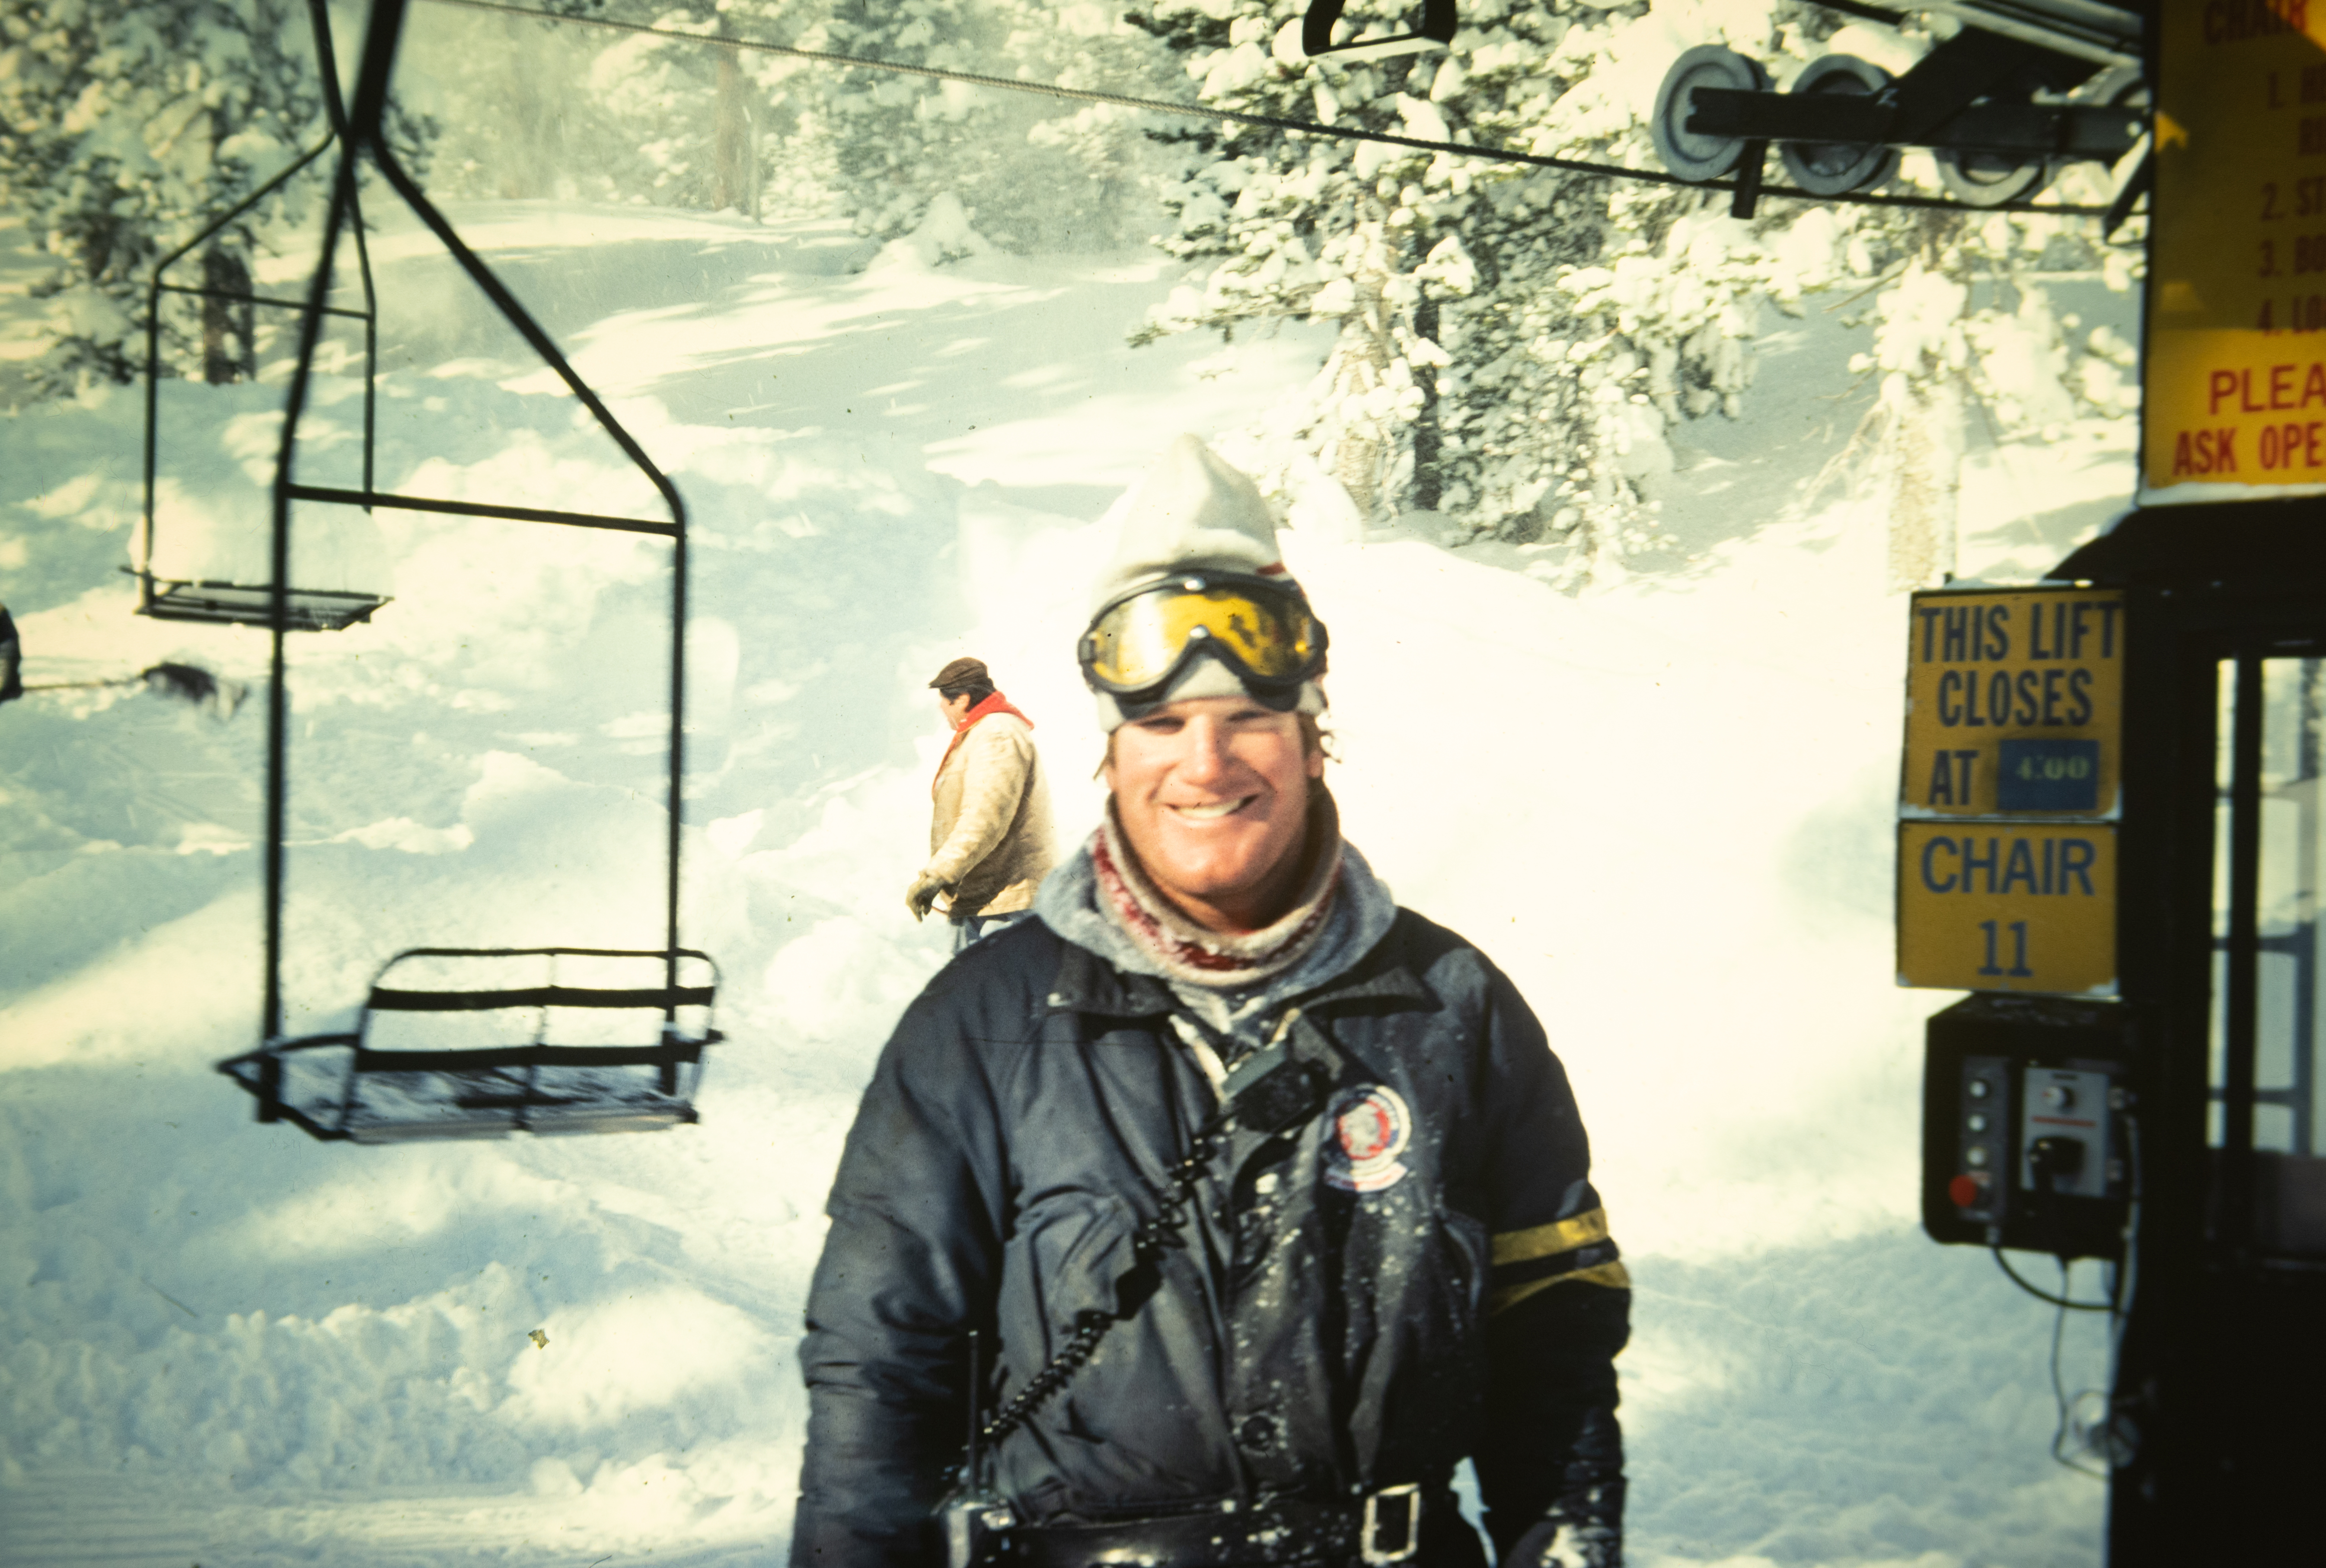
left=794, top=437, right=1630, bottom=1568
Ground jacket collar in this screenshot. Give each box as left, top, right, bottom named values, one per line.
left=1044, top=914, right=1431, bottom=1021
left=1295, top=949, right=1433, bottom=1010
left=1047, top=938, right=1176, bottom=1018
left=933, top=690, right=1031, bottom=791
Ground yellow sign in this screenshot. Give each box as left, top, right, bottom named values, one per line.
left=1901, top=588, right=2125, bottom=819
left=1897, top=823, right=2118, bottom=996
left=2146, top=0, right=2326, bottom=493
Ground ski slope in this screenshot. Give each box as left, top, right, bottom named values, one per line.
left=0, top=198, right=2138, bottom=1567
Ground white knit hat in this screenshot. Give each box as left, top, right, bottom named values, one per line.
left=1086, top=435, right=1327, bottom=731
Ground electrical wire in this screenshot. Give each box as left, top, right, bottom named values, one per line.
left=1991, top=1245, right=2114, bottom=1310
left=2046, top=1257, right=2109, bottom=1479
left=2020, top=1112, right=2144, bottom=1480
left=417, top=0, right=2129, bottom=220
left=2112, top=1114, right=2141, bottom=1337
left=2089, top=1112, right=2144, bottom=1473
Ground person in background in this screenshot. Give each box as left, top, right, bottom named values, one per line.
left=801, top=436, right=1630, bottom=1568
left=909, top=656, right=1056, bottom=952
left=0, top=602, right=22, bottom=704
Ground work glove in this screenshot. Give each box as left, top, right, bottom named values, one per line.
left=906, top=870, right=949, bottom=922
left=1502, top=1518, right=1620, bottom=1568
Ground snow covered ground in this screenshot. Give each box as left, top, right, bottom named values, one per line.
left=0, top=195, right=2139, bottom=1566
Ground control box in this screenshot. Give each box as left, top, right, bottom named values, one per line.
left=1923, top=994, right=2135, bottom=1259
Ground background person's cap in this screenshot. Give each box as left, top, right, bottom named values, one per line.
left=928, top=657, right=990, bottom=690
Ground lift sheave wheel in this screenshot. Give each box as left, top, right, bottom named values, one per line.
left=1780, top=54, right=1900, bottom=197
left=1934, top=143, right=2050, bottom=207
left=1652, top=46, right=1771, bottom=182
left=219, top=948, right=723, bottom=1142
left=1646, top=0, right=2146, bottom=210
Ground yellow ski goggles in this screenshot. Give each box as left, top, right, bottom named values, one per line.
left=1078, top=572, right=1328, bottom=710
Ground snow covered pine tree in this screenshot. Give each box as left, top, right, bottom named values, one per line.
left=1128, top=0, right=1755, bottom=581
left=1125, top=0, right=2141, bottom=589
left=412, top=0, right=1177, bottom=251
left=0, top=1, right=322, bottom=393
left=795, top=0, right=1179, bottom=252
left=0, top=0, right=443, bottom=398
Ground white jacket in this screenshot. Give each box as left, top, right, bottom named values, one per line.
left=925, top=711, right=1055, bottom=916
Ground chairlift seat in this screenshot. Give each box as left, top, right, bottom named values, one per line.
left=134, top=571, right=390, bottom=632
left=219, top=947, right=721, bottom=1142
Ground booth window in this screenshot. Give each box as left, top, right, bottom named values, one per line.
left=2211, top=657, right=2326, bottom=1255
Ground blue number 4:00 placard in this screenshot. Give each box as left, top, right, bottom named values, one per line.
left=1994, top=738, right=2102, bottom=813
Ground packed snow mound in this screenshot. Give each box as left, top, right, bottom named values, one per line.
left=875, top=192, right=999, bottom=269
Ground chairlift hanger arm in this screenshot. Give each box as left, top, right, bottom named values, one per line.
left=345, top=0, right=690, bottom=1005
left=1300, top=0, right=1457, bottom=61
left=360, top=139, right=687, bottom=534
left=156, top=284, right=371, bottom=319
left=241, top=0, right=695, bottom=1066
left=344, top=3, right=683, bottom=535
left=140, top=135, right=341, bottom=328
left=283, top=484, right=681, bottom=537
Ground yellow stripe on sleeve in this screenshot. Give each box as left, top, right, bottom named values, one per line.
left=1491, top=1207, right=1612, bottom=1265
left=1487, top=1260, right=1632, bottom=1316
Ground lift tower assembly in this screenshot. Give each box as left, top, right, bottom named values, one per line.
left=1895, top=2, right=2326, bottom=1560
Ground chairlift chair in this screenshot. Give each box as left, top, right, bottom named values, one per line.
left=209, top=0, right=721, bottom=1141
left=135, top=3, right=389, bottom=633
left=220, top=948, right=722, bottom=1141
left=1648, top=0, right=2150, bottom=218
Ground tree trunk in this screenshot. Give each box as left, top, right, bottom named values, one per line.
left=1884, top=372, right=1962, bottom=591
left=498, top=18, right=556, bottom=198
left=201, top=246, right=254, bottom=385
left=715, top=43, right=759, bottom=217
left=1412, top=295, right=1441, bottom=512
left=1325, top=271, right=1394, bottom=523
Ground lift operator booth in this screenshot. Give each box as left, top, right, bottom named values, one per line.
left=1901, top=0, right=2326, bottom=1558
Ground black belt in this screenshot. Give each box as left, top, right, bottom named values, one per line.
left=1009, top=1484, right=1434, bottom=1568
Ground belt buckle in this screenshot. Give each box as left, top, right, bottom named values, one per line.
left=1360, top=1483, right=1422, bottom=1565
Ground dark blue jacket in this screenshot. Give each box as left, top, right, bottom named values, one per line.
left=793, top=910, right=1628, bottom=1567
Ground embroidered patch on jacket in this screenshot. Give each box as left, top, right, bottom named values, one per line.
left=1324, top=1084, right=1412, bottom=1193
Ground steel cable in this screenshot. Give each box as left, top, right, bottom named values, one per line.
left=419, top=0, right=2126, bottom=219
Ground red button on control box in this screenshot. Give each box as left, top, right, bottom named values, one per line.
left=1949, top=1173, right=1985, bottom=1208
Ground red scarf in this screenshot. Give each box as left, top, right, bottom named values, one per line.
left=1089, top=796, right=1343, bottom=986
left=933, top=691, right=1033, bottom=794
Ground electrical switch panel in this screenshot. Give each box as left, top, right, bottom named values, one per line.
left=1922, top=995, right=2133, bottom=1259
